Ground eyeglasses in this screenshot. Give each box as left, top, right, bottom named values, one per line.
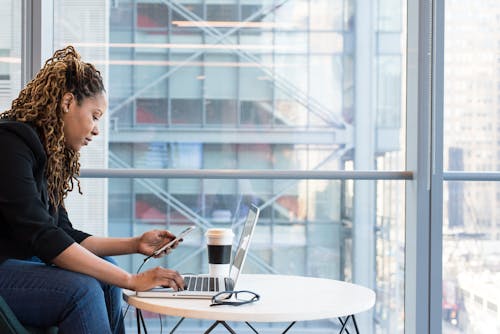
left=210, top=290, right=260, bottom=307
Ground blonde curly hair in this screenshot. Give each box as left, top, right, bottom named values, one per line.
left=0, top=45, right=105, bottom=208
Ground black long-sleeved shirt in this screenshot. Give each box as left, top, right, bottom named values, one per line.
left=0, top=120, right=90, bottom=264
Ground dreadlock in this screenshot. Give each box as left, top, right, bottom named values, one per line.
left=0, top=45, right=105, bottom=208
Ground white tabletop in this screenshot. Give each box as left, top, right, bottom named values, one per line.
left=123, top=274, right=376, bottom=323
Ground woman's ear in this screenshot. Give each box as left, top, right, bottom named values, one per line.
left=60, top=92, right=74, bottom=113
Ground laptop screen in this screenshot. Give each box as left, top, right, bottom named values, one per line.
left=229, top=204, right=260, bottom=284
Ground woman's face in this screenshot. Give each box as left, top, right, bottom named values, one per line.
left=62, top=92, right=107, bottom=151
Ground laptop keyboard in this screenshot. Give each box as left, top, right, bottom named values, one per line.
left=183, top=276, right=233, bottom=292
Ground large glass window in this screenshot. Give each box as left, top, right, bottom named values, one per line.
left=443, top=1, right=500, bottom=333
left=51, top=0, right=407, bottom=332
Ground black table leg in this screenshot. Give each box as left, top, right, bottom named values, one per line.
left=243, top=321, right=296, bottom=334
left=281, top=321, right=297, bottom=334
left=169, top=317, right=186, bottom=334
left=136, top=309, right=141, bottom=334
left=351, top=315, right=360, bottom=333
left=135, top=312, right=353, bottom=334
left=204, top=320, right=237, bottom=334
left=245, top=321, right=259, bottom=333
left=337, top=315, right=359, bottom=334
left=204, top=320, right=296, bottom=334
left=338, top=316, right=351, bottom=334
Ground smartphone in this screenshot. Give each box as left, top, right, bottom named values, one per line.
left=152, top=226, right=196, bottom=256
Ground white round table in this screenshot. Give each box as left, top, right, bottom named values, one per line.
left=123, top=274, right=376, bottom=333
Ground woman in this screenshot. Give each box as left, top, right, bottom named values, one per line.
left=0, top=46, right=185, bottom=333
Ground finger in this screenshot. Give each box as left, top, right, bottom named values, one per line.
left=169, top=240, right=180, bottom=249
left=170, top=271, right=185, bottom=290
left=153, top=229, right=167, bottom=240
left=167, top=279, right=179, bottom=291
left=161, top=270, right=184, bottom=289
left=158, top=230, right=176, bottom=240
left=160, top=279, right=176, bottom=290
left=154, top=244, right=174, bottom=258
left=157, top=268, right=185, bottom=290
left=153, top=251, right=165, bottom=259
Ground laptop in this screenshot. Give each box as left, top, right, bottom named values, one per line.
left=136, top=204, right=260, bottom=299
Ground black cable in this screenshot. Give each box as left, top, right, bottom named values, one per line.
left=136, top=256, right=151, bottom=274
left=126, top=255, right=155, bottom=332
left=124, top=256, right=151, bottom=320
left=132, top=251, right=182, bottom=333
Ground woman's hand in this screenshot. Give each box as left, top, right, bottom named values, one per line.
left=129, top=267, right=185, bottom=291
left=136, top=229, right=181, bottom=257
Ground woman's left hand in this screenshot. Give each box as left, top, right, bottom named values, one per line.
left=136, top=230, right=179, bottom=257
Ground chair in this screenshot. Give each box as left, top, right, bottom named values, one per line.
left=0, top=295, right=58, bottom=334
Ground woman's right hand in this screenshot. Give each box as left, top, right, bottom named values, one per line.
left=129, top=266, right=185, bottom=291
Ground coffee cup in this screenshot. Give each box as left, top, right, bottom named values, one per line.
left=206, top=228, right=234, bottom=277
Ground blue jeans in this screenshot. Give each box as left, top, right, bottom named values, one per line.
left=0, top=256, right=125, bottom=334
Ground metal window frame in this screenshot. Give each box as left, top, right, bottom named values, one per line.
left=405, top=0, right=443, bottom=333
left=21, top=0, right=53, bottom=86
left=430, top=0, right=445, bottom=333
left=79, top=169, right=413, bottom=180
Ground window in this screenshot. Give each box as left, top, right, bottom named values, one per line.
left=171, top=98, right=202, bottom=125
left=240, top=100, right=273, bottom=126
left=443, top=1, right=500, bottom=333
left=136, top=98, right=168, bottom=125
left=46, top=0, right=408, bottom=332
left=137, top=3, right=168, bottom=29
